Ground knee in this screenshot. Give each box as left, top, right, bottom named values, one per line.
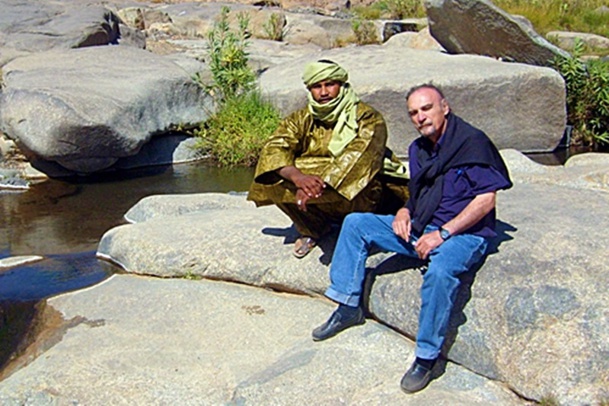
left=423, top=265, right=460, bottom=287
left=343, top=212, right=375, bottom=232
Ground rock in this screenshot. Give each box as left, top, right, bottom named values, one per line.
left=546, top=31, right=609, bottom=51
left=384, top=26, right=444, bottom=51
left=283, top=12, right=355, bottom=48
left=0, top=1, right=124, bottom=64
left=380, top=18, right=428, bottom=42
left=258, top=47, right=566, bottom=156
left=96, top=157, right=609, bottom=405
left=424, top=0, right=571, bottom=67
left=0, top=256, right=44, bottom=270
left=0, top=46, right=212, bottom=175
left=0, top=275, right=523, bottom=404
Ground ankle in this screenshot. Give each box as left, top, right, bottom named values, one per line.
left=337, top=303, right=360, bottom=318
left=415, top=357, right=437, bottom=370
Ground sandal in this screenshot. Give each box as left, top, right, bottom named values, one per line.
left=293, top=236, right=317, bottom=259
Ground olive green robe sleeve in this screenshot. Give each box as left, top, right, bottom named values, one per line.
left=252, top=109, right=312, bottom=185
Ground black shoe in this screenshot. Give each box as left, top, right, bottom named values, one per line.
left=400, top=361, right=433, bottom=393
left=312, top=307, right=365, bottom=341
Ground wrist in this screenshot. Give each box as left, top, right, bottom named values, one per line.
left=439, top=227, right=451, bottom=241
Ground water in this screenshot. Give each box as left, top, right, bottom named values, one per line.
left=0, top=162, right=254, bottom=301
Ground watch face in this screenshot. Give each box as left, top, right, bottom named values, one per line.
left=440, top=228, right=450, bottom=240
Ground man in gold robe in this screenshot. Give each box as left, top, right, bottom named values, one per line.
left=248, top=60, right=408, bottom=258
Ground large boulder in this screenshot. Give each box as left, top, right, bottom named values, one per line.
left=97, top=152, right=609, bottom=405
left=258, top=45, right=566, bottom=156
left=424, top=0, right=570, bottom=67
left=0, top=275, right=522, bottom=404
left=0, top=0, right=132, bottom=66
left=0, top=46, right=212, bottom=175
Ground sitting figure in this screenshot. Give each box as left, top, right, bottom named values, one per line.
left=311, top=84, right=512, bottom=393
left=248, top=60, right=408, bottom=258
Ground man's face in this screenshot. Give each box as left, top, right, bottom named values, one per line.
left=309, top=80, right=342, bottom=104
left=407, top=87, right=450, bottom=143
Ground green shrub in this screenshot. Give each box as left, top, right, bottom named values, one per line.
left=382, top=0, right=425, bottom=19
left=353, top=0, right=424, bottom=20
left=193, top=91, right=281, bottom=166
left=198, top=6, right=255, bottom=101
left=493, top=0, right=609, bottom=39
left=263, top=12, right=285, bottom=41
left=351, top=18, right=380, bottom=45
left=552, top=39, right=609, bottom=148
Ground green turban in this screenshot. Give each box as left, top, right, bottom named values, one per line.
left=302, top=60, right=360, bottom=156
left=302, top=60, right=349, bottom=88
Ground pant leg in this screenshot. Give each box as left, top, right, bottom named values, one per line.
left=415, top=232, right=488, bottom=360
left=325, top=212, right=419, bottom=307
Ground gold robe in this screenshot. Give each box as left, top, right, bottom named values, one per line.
left=247, top=102, right=408, bottom=238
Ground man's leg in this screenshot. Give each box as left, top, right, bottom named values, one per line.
left=401, top=232, right=488, bottom=393
left=313, top=212, right=417, bottom=340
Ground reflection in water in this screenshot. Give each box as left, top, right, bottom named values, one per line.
left=0, top=162, right=254, bottom=300
left=0, top=251, right=113, bottom=301
left=1, top=162, right=254, bottom=256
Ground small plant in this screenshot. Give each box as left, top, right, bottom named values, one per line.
left=263, top=12, right=284, bottom=41
left=552, top=39, right=609, bottom=149
left=539, top=395, right=560, bottom=406
left=382, top=0, right=424, bottom=19
left=193, top=91, right=281, bottom=166
left=492, top=0, right=609, bottom=40
left=203, top=6, right=255, bottom=101
left=351, top=18, right=380, bottom=45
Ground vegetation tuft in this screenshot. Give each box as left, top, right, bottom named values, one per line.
left=552, top=39, right=609, bottom=149
left=263, top=12, right=285, bottom=41
left=194, top=91, right=280, bottom=167
left=197, top=6, right=255, bottom=101
left=192, top=6, right=281, bottom=167
left=351, top=18, right=380, bottom=45
left=492, top=0, right=609, bottom=39
left=352, top=0, right=425, bottom=20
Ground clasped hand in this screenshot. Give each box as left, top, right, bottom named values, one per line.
left=392, top=208, right=443, bottom=260
left=293, top=174, right=325, bottom=212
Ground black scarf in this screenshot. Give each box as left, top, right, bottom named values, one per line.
left=405, top=113, right=512, bottom=235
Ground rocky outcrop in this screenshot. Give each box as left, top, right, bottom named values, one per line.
left=258, top=46, right=566, bottom=156
left=0, top=46, right=211, bottom=175
left=425, top=0, right=570, bottom=66
left=546, top=31, right=609, bottom=52
left=0, top=275, right=524, bottom=404
left=0, top=1, right=138, bottom=66
left=96, top=151, right=609, bottom=405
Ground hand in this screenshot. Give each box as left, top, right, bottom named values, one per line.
left=392, top=208, right=412, bottom=242
left=292, top=173, right=325, bottom=199
left=295, top=188, right=311, bottom=211
left=414, top=230, right=443, bottom=260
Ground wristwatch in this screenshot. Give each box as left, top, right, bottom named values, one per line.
left=439, top=227, right=451, bottom=241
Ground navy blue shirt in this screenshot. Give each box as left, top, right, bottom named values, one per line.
left=408, top=136, right=511, bottom=238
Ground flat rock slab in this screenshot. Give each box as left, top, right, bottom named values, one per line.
left=96, top=152, right=609, bottom=405
left=0, top=275, right=523, bottom=405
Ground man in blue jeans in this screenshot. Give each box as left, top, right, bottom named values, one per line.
left=311, top=84, right=512, bottom=393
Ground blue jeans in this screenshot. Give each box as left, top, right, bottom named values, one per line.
left=325, top=212, right=488, bottom=360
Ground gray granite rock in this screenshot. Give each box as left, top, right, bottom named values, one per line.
left=96, top=154, right=609, bottom=405
left=424, top=0, right=570, bottom=66
left=0, top=46, right=212, bottom=175
left=0, top=0, right=124, bottom=64
left=0, top=275, right=525, bottom=405
left=258, top=46, right=566, bottom=156
left=547, top=31, right=609, bottom=51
